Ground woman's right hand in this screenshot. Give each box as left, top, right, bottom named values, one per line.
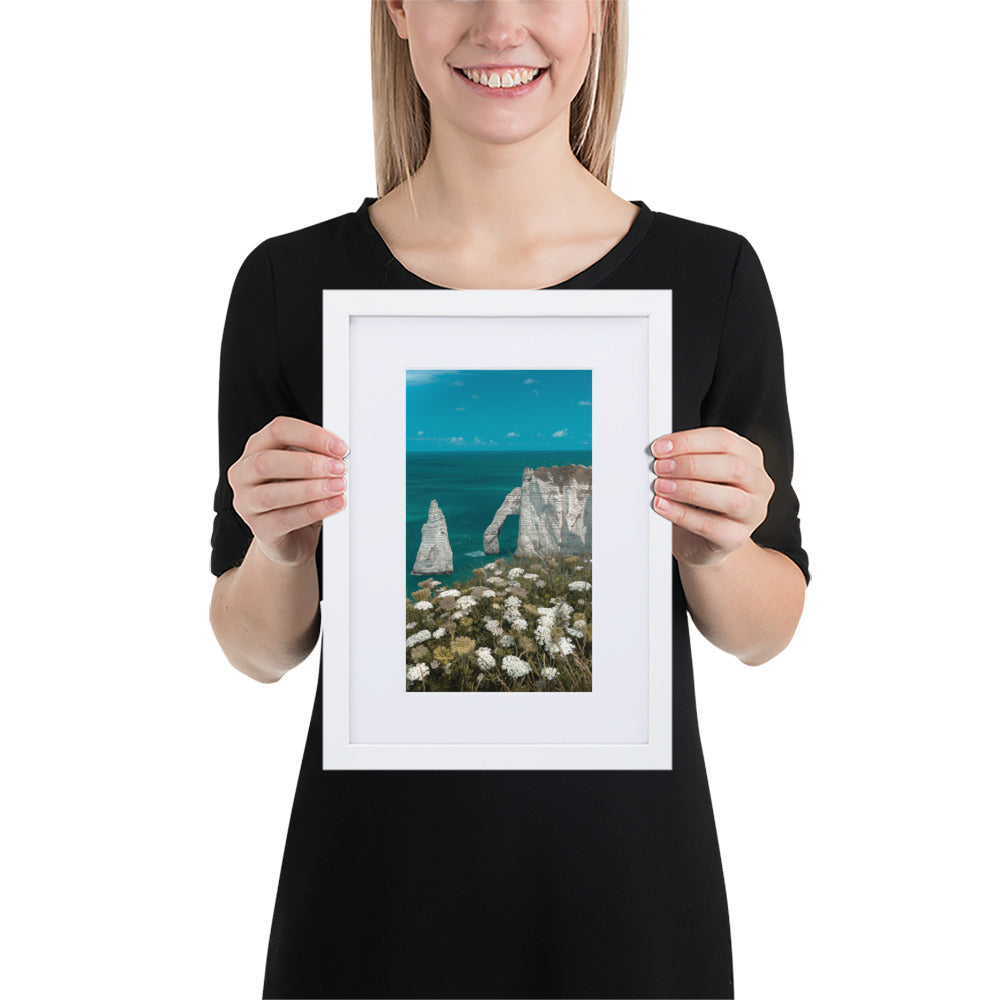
left=228, top=415, right=349, bottom=567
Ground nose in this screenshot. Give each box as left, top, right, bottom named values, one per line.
left=467, top=0, right=530, bottom=53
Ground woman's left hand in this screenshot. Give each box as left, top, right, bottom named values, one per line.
left=650, top=427, right=775, bottom=568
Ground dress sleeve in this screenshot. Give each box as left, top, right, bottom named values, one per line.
left=700, top=236, right=810, bottom=585
left=210, top=240, right=294, bottom=577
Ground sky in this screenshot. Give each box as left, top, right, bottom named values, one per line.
left=406, top=368, right=592, bottom=452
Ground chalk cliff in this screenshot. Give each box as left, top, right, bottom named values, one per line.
left=483, top=465, right=592, bottom=558
left=412, top=499, right=453, bottom=574
left=483, top=487, right=521, bottom=555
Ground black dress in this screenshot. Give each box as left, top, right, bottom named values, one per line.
left=211, top=197, right=810, bottom=999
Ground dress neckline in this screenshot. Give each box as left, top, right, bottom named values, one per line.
left=355, top=195, right=653, bottom=290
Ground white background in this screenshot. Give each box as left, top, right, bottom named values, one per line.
left=2, top=2, right=996, bottom=998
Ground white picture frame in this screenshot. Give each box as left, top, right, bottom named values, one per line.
left=322, top=290, right=672, bottom=770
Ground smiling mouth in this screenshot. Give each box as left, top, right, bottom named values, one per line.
left=454, top=66, right=547, bottom=89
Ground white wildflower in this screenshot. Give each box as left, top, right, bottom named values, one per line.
left=500, top=635, right=515, bottom=648
left=432, top=627, right=447, bottom=639
left=484, top=618, right=503, bottom=636
left=475, top=647, right=496, bottom=669
left=536, top=607, right=557, bottom=629
left=540, top=666, right=560, bottom=681
left=523, top=573, right=540, bottom=581
left=406, top=629, right=432, bottom=648
left=412, top=600, right=434, bottom=611
left=501, top=655, right=531, bottom=679
left=568, top=580, right=592, bottom=592
left=437, top=589, right=462, bottom=598
left=455, top=595, right=478, bottom=611
left=507, top=567, right=525, bottom=578
left=407, top=663, right=430, bottom=682
left=565, top=627, right=584, bottom=639
left=502, top=594, right=523, bottom=624
left=406, top=621, right=416, bottom=630
left=511, top=618, right=528, bottom=631
left=552, top=602, right=573, bottom=625
left=535, top=627, right=556, bottom=656
left=533, top=602, right=574, bottom=657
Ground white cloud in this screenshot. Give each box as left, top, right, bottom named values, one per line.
left=506, top=431, right=519, bottom=437
left=456, top=407, right=465, bottom=411
left=405, top=370, right=460, bottom=385
left=578, top=400, right=592, bottom=406
left=523, top=377, right=537, bottom=384
left=552, top=428, right=568, bottom=438
left=449, top=436, right=465, bottom=444
left=417, top=430, right=424, bottom=435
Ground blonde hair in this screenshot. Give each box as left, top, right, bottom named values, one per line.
left=370, top=0, right=628, bottom=198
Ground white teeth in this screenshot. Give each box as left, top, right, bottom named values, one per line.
left=460, top=67, right=541, bottom=88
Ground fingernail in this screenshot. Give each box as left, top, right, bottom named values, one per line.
left=653, top=438, right=673, bottom=457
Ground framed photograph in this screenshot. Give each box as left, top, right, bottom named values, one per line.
left=322, top=290, right=671, bottom=770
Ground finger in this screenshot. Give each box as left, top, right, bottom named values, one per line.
left=653, top=476, right=753, bottom=521
left=652, top=496, right=745, bottom=549
left=258, top=494, right=347, bottom=537
left=653, top=452, right=759, bottom=490
left=243, top=448, right=347, bottom=484
left=651, top=426, right=762, bottom=464
left=248, top=415, right=349, bottom=459
left=243, top=476, right=346, bottom=516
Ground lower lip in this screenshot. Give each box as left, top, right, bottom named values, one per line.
left=453, top=66, right=547, bottom=99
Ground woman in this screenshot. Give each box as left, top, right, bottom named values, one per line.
left=210, top=2, right=809, bottom=997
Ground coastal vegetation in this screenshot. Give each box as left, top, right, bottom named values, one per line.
left=404, top=554, right=593, bottom=692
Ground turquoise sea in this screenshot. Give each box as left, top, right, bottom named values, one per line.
left=405, top=449, right=592, bottom=598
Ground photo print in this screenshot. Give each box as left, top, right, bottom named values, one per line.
left=405, top=369, right=594, bottom=694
